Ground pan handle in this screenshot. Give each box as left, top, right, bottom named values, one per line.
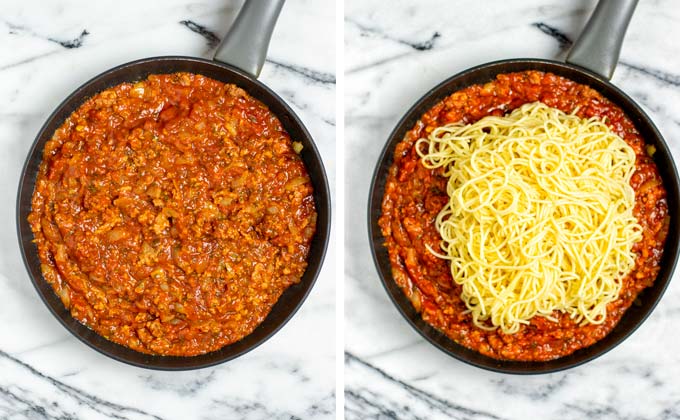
left=566, top=0, right=638, bottom=80
left=213, top=0, right=285, bottom=78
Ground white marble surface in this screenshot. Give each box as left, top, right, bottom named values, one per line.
left=0, top=0, right=335, bottom=419
left=345, top=0, right=680, bottom=419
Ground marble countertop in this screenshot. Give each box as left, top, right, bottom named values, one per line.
left=345, top=0, right=680, bottom=419
left=0, top=0, right=335, bottom=419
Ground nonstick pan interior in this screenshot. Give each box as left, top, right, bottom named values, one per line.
left=17, top=56, right=331, bottom=370
left=368, top=58, right=680, bottom=374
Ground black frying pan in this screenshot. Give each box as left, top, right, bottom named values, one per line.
left=369, top=0, right=680, bottom=374
left=16, top=0, right=330, bottom=370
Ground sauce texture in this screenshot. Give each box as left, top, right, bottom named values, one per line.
left=29, top=73, right=316, bottom=356
left=379, top=71, right=668, bottom=361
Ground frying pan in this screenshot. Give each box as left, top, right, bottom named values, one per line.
left=16, top=0, right=330, bottom=370
left=369, top=0, right=680, bottom=374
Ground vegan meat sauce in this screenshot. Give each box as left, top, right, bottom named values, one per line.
left=379, top=71, right=668, bottom=361
left=29, top=73, right=316, bottom=356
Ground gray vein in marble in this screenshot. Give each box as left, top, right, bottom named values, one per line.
left=278, top=88, right=336, bottom=127
left=265, top=58, right=336, bottom=85
left=344, top=18, right=442, bottom=75
left=345, top=15, right=535, bottom=75
left=410, top=373, right=436, bottom=382
left=617, top=363, right=664, bottom=388
left=345, top=50, right=414, bottom=75
left=345, top=18, right=441, bottom=51
left=658, top=402, right=680, bottom=420
left=0, top=50, right=62, bottom=72
left=620, top=61, right=680, bottom=87
left=179, top=20, right=220, bottom=48
left=532, top=21, right=680, bottom=87
left=616, top=83, right=680, bottom=131
left=531, top=22, right=571, bottom=48
left=4, top=20, right=89, bottom=49
left=60, top=370, right=82, bottom=378
left=345, top=352, right=505, bottom=420
left=48, top=29, right=90, bottom=49
left=557, top=400, right=680, bottom=420
left=0, top=349, right=165, bottom=420
left=206, top=398, right=301, bottom=420
left=0, top=385, right=60, bottom=420
left=264, top=360, right=311, bottom=383
left=560, top=402, right=626, bottom=420
left=0, top=20, right=94, bottom=71
left=140, top=370, right=216, bottom=396
left=491, top=374, right=571, bottom=401
left=204, top=392, right=334, bottom=420
left=345, top=388, right=401, bottom=419
left=303, top=392, right=335, bottom=418
left=177, top=20, right=335, bottom=88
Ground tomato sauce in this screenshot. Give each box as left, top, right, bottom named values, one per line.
left=29, top=73, right=316, bottom=356
left=379, top=71, right=668, bottom=361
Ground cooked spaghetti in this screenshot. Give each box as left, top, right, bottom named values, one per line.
left=415, top=101, right=642, bottom=334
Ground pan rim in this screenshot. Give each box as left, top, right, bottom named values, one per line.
left=16, top=55, right=331, bottom=371
left=367, top=57, right=680, bottom=374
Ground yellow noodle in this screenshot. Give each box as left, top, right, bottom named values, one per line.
left=416, top=102, right=642, bottom=334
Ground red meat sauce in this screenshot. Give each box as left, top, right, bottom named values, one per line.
left=379, top=71, right=668, bottom=361
left=29, top=73, right=316, bottom=356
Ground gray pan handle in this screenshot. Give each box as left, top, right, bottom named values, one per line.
left=566, top=0, right=638, bottom=80
left=213, top=0, right=285, bottom=78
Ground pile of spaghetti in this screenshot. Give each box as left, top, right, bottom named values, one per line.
left=416, top=101, right=642, bottom=334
